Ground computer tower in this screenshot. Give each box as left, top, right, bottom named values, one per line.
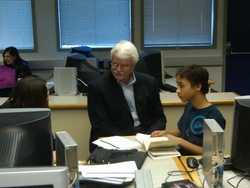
left=202, top=119, right=224, bottom=187
left=56, top=131, right=79, bottom=188
left=54, top=67, right=77, bottom=96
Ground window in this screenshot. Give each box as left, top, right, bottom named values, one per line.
left=57, top=0, right=131, bottom=49
left=143, top=0, right=215, bottom=48
left=0, top=0, right=34, bottom=50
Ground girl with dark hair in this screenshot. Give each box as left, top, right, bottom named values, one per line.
left=0, top=76, right=50, bottom=108
left=3, top=46, right=32, bottom=78
left=0, top=76, right=56, bottom=162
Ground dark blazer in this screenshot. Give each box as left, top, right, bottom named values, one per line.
left=88, top=70, right=167, bottom=152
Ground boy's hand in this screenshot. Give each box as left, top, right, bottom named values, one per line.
left=151, top=130, right=166, bottom=137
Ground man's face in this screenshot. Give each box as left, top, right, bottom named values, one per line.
left=110, top=53, right=135, bottom=85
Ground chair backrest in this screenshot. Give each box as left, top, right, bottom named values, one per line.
left=0, top=88, right=13, bottom=97
left=64, top=53, right=104, bottom=94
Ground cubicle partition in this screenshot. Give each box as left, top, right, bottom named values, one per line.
left=0, top=92, right=237, bottom=160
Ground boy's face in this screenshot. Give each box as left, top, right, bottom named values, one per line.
left=175, top=75, right=200, bottom=103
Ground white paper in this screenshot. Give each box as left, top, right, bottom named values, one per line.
left=93, top=136, right=141, bottom=150
left=79, top=177, right=134, bottom=185
left=135, top=133, right=151, bottom=144
left=79, top=161, right=138, bottom=178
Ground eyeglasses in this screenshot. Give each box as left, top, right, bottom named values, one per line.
left=110, top=62, right=132, bottom=70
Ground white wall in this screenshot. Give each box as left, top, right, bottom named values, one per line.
left=2, top=0, right=227, bottom=91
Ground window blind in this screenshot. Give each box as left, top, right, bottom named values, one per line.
left=58, top=0, right=131, bottom=49
left=0, top=0, right=34, bottom=50
left=143, top=0, right=214, bottom=48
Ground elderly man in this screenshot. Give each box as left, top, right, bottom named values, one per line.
left=87, top=40, right=166, bottom=152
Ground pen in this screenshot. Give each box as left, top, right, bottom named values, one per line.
left=100, top=140, right=120, bottom=149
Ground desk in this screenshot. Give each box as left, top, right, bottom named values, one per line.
left=165, top=78, right=215, bottom=92
left=179, top=156, right=249, bottom=188
left=0, top=92, right=238, bottom=160
left=79, top=156, right=190, bottom=188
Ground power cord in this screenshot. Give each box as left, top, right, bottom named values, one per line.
left=164, top=167, right=201, bottom=182
left=68, top=171, right=79, bottom=188
left=201, top=156, right=225, bottom=188
left=76, top=77, right=88, bottom=87
left=227, top=172, right=250, bottom=188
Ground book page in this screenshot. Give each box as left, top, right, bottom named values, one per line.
left=135, top=133, right=151, bottom=144
left=142, top=137, right=178, bottom=151
left=148, top=149, right=181, bottom=160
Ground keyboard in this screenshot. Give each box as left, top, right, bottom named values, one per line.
left=159, top=83, right=177, bottom=92
left=134, top=170, right=154, bottom=188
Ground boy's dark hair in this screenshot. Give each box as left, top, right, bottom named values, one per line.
left=175, top=64, right=209, bottom=94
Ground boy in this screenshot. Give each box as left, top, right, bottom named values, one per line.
left=151, top=64, right=225, bottom=155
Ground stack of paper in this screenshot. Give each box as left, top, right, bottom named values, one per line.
left=93, top=136, right=141, bottom=150
left=79, top=161, right=137, bottom=185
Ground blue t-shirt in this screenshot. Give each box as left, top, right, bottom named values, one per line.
left=177, top=101, right=226, bottom=155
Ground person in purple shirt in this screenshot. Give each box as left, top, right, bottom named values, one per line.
left=0, top=65, right=17, bottom=88
left=3, top=46, right=32, bottom=78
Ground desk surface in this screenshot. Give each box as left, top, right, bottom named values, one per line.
left=179, top=156, right=249, bottom=188
left=165, top=77, right=215, bottom=85
left=79, top=136, right=192, bottom=188
left=0, top=91, right=237, bottom=109
left=79, top=156, right=191, bottom=188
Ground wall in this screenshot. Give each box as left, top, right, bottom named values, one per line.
left=0, top=0, right=226, bottom=92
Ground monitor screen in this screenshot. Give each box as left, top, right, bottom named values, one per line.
left=0, top=166, right=69, bottom=188
left=0, top=108, right=53, bottom=167
left=231, top=95, right=250, bottom=174
left=65, top=53, right=104, bottom=93
left=135, top=49, right=164, bottom=86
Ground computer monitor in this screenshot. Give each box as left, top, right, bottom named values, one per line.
left=56, top=131, right=79, bottom=187
left=65, top=53, right=104, bottom=93
left=230, top=95, right=250, bottom=174
left=0, top=166, right=69, bottom=188
left=71, top=46, right=104, bottom=69
left=0, top=108, right=53, bottom=167
left=135, top=49, right=165, bottom=86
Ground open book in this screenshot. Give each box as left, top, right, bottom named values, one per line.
left=136, top=133, right=181, bottom=159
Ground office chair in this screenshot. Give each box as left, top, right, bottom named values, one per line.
left=65, top=53, right=104, bottom=94
left=0, top=87, right=13, bottom=97
left=71, top=46, right=104, bottom=69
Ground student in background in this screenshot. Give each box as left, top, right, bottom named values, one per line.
left=87, top=40, right=166, bottom=152
left=151, top=64, right=226, bottom=155
left=0, top=76, right=50, bottom=108
left=0, top=65, right=17, bottom=88
left=0, top=76, right=56, bottom=163
left=3, top=46, right=32, bottom=78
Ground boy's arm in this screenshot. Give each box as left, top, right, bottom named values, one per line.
left=151, top=129, right=180, bottom=137
left=167, top=134, right=203, bottom=155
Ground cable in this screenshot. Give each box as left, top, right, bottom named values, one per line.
left=165, top=167, right=201, bottom=182
left=227, top=172, right=250, bottom=188
left=68, top=171, right=78, bottom=188
left=76, top=77, right=88, bottom=87
left=202, top=157, right=225, bottom=188
left=236, top=176, right=247, bottom=188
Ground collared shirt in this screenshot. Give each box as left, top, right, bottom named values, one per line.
left=118, top=72, right=140, bottom=127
